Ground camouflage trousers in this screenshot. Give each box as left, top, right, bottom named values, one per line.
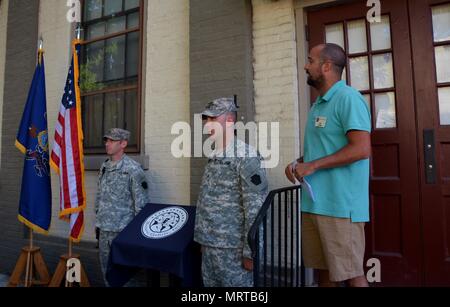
left=201, top=246, right=253, bottom=287
left=99, top=230, right=146, bottom=287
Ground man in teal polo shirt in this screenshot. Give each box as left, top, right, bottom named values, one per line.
left=285, top=43, right=371, bottom=287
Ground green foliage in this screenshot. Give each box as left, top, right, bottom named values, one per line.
left=79, top=42, right=119, bottom=93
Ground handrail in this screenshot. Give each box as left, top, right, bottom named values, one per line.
left=247, top=185, right=304, bottom=287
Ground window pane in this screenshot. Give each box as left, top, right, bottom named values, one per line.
left=435, top=46, right=450, bottom=83
left=326, top=23, right=345, bottom=50
left=104, top=92, right=125, bottom=131
left=107, top=16, right=126, bottom=34
left=370, top=15, right=391, bottom=51
left=105, top=36, right=126, bottom=81
left=84, top=0, right=102, bottom=21
left=125, top=90, right=138, bottom=146
left=80, top=41, right=105, bottom=93
left=375, top=92, right=397, bottom=129
left=347, top=19, right=367, bottom=54
left=82, top=94, right=104, bottom=148
left=87, top=22, right=105, bottom=40
left=126, top=32, right=139, bottom=77
left=363, top=94, right=371, bottom=108
left=125, top=0, right=140, bottom=11
left=439, top=87, right=450, bottom=125
left=432, top=4, right=450, bottom=42
left=104, top=0, right=123, bottom=16
left=373, top=53, right=394, bottom=89
left=342, top=67, right=347, bottom=82
left=349, top=56, right=370, bottom=91
left=128, top=12, right=139, bottom=28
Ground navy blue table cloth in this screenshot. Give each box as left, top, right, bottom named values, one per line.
left=106, top=203, right=201, bottom=287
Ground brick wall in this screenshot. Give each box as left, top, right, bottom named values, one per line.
left=252, top=0, right=300, bottom=189
left=0, top=0, right=45, bottom=280
left=144, top=0, right=191, bottom=206
left=189, top=0, right=255, bottom=204
left=0, top=0, right=8, bottom=169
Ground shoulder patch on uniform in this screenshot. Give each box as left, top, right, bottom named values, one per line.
left=241, top=157, right=268, bottom=192
left=251, top=174, right=262, bottom=186
left=142, top=181, right=148, bottom=190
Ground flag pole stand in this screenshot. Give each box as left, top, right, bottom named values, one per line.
left=49, top=238, right=90, bottom=287
left=7, top=228, right=51, bottom=287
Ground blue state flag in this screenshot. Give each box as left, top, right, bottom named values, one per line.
left=15, top=52, right=52, bottom=234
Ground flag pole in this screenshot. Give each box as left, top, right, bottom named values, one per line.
left=26, top=37, right=43, bottom=286
left=51, top=23, right=90, bottom=287
left=27, top=230, right=34, bottom=286
left=38, top=37, right=43, bottom=65
left=65, top=22, right=79, bottom=285
left=24, top=230, right=32, bottom=287
left=25, top=37, right=43, bottom=287
left=66, top=239, right=72, bottom=287
left=75, top=22, right=82, bottom=40
left=69, top=238, right=72, bottom=257
left=67, top=22, right=81, bottom=262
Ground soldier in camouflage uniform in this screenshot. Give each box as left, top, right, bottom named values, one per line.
left=95, top=128, right=150, bottom=287
left=194, top=98, right=269, bottom=287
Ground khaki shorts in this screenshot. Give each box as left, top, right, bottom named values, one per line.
left=301, top=212, right=366, bottom=282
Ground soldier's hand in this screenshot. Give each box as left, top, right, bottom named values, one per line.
left=242, top=257, right=254, bottom=271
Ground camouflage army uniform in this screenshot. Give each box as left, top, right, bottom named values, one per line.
left=194, top=138, right=268, bottom=287
left=95, top=154, right=150, bottom=286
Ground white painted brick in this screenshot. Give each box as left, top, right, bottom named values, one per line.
left=252, top=0, right=300, bottom=190
left=253, top=23, right=294, bottom=38
left=145, top=0, right=190, bottom=206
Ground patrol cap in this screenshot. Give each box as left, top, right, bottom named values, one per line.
left=201, top=97, right=239, bottom=119
left=103, top=128, right=131, bottom=141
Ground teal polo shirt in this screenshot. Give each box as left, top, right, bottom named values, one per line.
left=301, top=80, right=371, bottom=222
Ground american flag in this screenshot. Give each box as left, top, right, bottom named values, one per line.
left=50, top=41, right=86, bottom=242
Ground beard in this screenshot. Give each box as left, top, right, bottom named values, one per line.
left=307, top=74, right=324, bottom=89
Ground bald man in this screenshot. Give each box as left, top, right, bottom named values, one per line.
left=285, top=44, right=372, bottom=287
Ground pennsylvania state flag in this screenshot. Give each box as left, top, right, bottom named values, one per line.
left=15, top=51, right=52, bottom=234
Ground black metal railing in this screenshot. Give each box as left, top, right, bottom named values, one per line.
left=248, top=185, right=305, bottom=287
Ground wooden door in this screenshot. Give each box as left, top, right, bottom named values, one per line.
left=306, top=0, right=450, bottom=286
left=409, top=0, right=450, bottom=286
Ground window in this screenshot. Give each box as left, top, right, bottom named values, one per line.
left=326, top=16, right=397, bottom=129
left=81, top=0, right=142, bottom=153
left=432, top=4, right=450, bottom=125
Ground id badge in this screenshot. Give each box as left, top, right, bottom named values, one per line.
left=315, top=116, right=327, bottom=128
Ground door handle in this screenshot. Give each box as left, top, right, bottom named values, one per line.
left=423, top=129, right=436, bottom=184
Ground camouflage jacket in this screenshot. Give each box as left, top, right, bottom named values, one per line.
left=194, top=139, right=269, bottom=258
left=95, top=155, right=150, bottom=232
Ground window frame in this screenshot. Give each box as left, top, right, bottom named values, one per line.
left=80, top=0, right=144, bottom=154
left=324, top=14, right=398, bottom=130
